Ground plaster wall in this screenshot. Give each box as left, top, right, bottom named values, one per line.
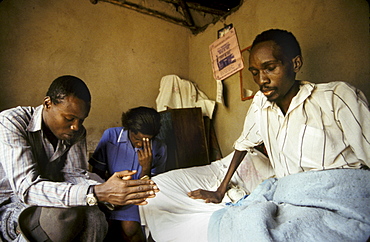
left=0, top=0, right=190, bottom=151
left=189, top=0, right=370, bottom=156
left=0, top=0, right=368, bottom=157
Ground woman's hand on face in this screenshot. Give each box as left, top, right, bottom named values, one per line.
left=137, top=138, right=153, bottom=169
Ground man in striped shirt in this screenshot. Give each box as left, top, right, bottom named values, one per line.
left=189, top=29, right=370, bottom=240
left=189, top=28, right=369, bottom=203
left=0, top=75, right=159, bottom=241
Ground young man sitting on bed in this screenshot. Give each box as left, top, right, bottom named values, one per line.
left=189, top=28, right=370, bottom=202
left=140, top=29, right=370, bottom=242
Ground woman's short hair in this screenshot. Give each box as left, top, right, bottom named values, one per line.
left=46, top=75, right=91, bottom=104
left=121, top=106, right=161, bottom=136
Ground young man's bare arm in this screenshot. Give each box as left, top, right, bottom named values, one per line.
left=188, top=150, right=247, bottom=203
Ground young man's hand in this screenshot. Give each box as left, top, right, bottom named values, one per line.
left=94, top=170, right=159, bottom=206
left=187, top=188, right=225, bottom=204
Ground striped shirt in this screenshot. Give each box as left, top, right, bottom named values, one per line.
left=0, top=105, right=100, bottom=207
left=235, top=81, right=370, bottom=178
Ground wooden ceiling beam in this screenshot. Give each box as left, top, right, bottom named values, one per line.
left=159, top=0, right=227, bottom=16
left=178, top=0, right=195, bottom=28
left=91, top=0, right=199, bottom=31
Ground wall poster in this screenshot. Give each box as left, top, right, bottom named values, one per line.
left=209, top=27, right=243, bottom=81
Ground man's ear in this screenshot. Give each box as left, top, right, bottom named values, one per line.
left=292, top=55, right=303, bottom=73
left=43, top=96, right=52, bottom=109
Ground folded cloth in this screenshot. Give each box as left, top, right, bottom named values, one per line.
left=156, top=74, right=215, bottom=118
left=209, top=168, right=370, bottom=242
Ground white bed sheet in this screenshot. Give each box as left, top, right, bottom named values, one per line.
left=140, top=150, right=274, bottom=242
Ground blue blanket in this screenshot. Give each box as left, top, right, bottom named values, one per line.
left=209, top=169, right=370, bottom=242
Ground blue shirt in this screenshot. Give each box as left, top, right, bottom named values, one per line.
left=88, top=127, right=167, bottom=221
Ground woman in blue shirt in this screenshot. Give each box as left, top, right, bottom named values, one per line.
left=89, top=106, right=167, bottom=241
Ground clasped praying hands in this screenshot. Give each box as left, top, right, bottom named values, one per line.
left=94, top=170, right=159, bottom=206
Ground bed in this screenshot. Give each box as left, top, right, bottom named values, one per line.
left=140, top=149, right=370, bottom=241
left=139, top=149, right=274, bottom=242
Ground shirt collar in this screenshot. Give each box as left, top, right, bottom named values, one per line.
left=288, top=81, right=315, bottom=112
left=257, top=81, right=315, bottom=111
left=27, top=105, right=43, bottom=132
left=26, top=104, right=86, bottom=146
left=117, top=129, right=129, bottom=143
left=117, top=129, right=142, bottom=151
